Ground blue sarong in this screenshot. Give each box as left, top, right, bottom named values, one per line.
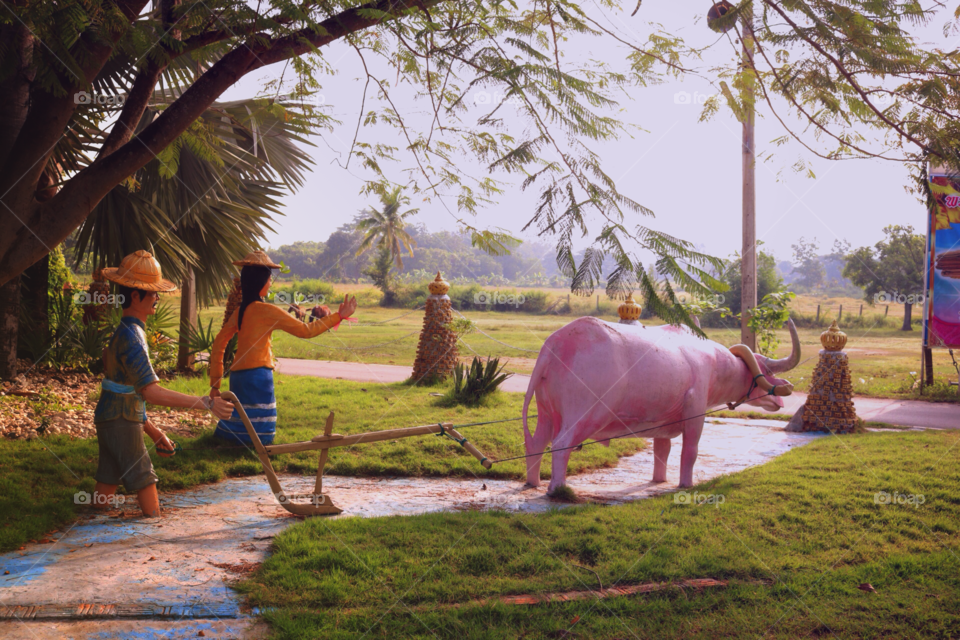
left=214, top=367, right=277, bottom=445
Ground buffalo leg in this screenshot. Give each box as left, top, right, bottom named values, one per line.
left=546, top=419, right=577, bottom=494
left=652, top=437, right=671, bottom=483
left=678, top=418, right=705, bottom=488
left=525, top=405, right=554, bottom=487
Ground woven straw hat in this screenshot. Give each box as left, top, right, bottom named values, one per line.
left=232, top=250, right=282, bottom=269
left=101, top=250, right=178, bottom=292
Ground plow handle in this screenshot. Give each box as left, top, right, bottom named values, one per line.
left=446, top=427, right=493, bottom=469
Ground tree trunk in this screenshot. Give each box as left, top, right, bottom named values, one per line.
left=902, top=302, right=913, bottom=331
left=0, top=278, right=20, bottom=380
left=923, top=346, right=934, bottom=385
left=177, top=262, right=197, bottom=371
left=18, top=254, right=48, bottom=359
left=739, top=6, right=757, bottom=351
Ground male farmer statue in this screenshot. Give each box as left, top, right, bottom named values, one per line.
left=95, top=250, right=234, bottom=517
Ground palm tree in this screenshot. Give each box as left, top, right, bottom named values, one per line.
left=72, top=94, right=316, bottom=368
left=354, top=187, right=419, bottom=269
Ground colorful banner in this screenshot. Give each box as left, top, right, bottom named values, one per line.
left=925, top=170, right=960, bottom=348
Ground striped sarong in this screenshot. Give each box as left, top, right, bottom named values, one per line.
left=214, top=366, right=277, bottom=445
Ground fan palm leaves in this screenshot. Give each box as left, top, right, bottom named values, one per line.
left=354, top=187, right=419, bottom=269
left=73, top=94, right=317, bottom=305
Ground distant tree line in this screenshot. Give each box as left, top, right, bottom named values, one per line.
left=271, top=220, right=568, bottom=286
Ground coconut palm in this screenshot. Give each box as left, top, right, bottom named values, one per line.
left=354, top=187, right=419, bottom=269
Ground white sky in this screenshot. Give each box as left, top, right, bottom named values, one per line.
left=220, top=1, right=956, bottom=265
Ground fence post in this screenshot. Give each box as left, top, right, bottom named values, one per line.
left=885, top=305, right=889, bottom=317
left=838, top=304, right=843, bottom=322
left=859, top=304, right=863, bottom=317
left=816, top=304, right=820, bottom=323
left=597, top=295, right=600, bottom=312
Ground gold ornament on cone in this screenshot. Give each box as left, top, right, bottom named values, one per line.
left=428, top=272, right=450, bottom=296
left=820, top=320, right=847, bottom=352
left=618, top=294, right=642, bottom=322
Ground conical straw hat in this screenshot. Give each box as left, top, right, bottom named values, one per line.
left=101, top=250, right=178, bottom=292
left=232, top=250, right=282, bottom=269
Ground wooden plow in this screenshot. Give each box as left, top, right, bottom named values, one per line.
left=221, top=391, right=493, bottom=516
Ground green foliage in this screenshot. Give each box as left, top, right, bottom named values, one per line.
left=843, top=225, right=926, bottom=331
left=18, top=289, right=81, bottom=369
left=363, top=247, right=398, bottom=307
left=722, top=250, right=784, bottom=316
left=183, top=316, right=216, bottom=366
left=47, top=246, right=75, bottom=295
left=146, top=302, right=178, bottom=337
left=68, top=321, right=111, bottom=375
left=449, top=357, right=512, bottom=406
left=698, top=250, right=783, bottom=329
left=445, top=318, right=476, bottom=339
left=271, top=228, right=561, bottom=285
left=791, top=238, right=826, bottom=290
left=74, top=96, right=319, bottom=306
left=354, top=187, right=419, bottom=269
left=747, top=292, right=796, bottom=357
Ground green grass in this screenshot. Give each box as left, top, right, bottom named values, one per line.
left=0, top=376, right=640, bottom=553
left=238, top=429, right=960, bottom=639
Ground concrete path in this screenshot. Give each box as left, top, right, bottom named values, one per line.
left=277, top=358, right=959, bottom=430
left=0, top=420, right=821, bottom=638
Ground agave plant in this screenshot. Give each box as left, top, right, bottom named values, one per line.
left=451, top=357, right=512, bottom=406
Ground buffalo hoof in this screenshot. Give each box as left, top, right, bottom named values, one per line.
left=547, top=485, right=578, bottom=502
left=651, top=477, right=668, bottom=484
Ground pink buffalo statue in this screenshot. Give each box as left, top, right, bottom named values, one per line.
left=522, top=316, right=800, bottom=493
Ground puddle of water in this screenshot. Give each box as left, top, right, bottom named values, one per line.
left=0, top=420, right=822, bottom=615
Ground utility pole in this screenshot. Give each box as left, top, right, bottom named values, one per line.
left=740, top=5, right=757, bottom=351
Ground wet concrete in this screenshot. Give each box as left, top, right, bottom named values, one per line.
left=0, top=419, right=824, bottom=638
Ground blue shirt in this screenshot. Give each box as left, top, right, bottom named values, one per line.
left=94, top=317, right=159, bottom=424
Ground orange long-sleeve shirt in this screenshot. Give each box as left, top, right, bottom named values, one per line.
left=210, top=302, right=341, bottom=389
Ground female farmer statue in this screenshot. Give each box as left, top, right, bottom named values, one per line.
left=96, top=250, right=235, bottom=517
left=209, top=251, right=358, bottom=444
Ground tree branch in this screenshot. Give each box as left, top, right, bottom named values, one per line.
left=762, top=0, right=933, bottom=155
left=97, top=62, right=167, bottom=159
left=0, top=0, right=441, bottom=283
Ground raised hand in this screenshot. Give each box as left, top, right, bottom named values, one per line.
left=338, top=294, right=358, bottom=319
